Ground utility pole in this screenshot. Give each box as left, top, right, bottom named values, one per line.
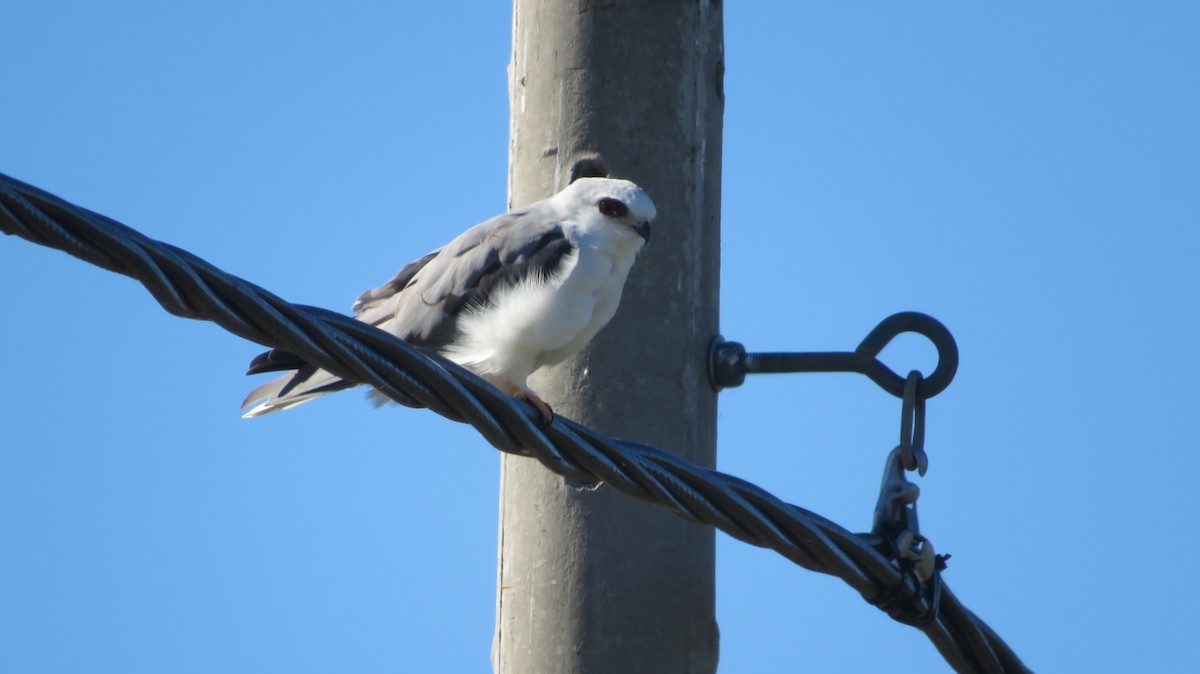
left=494, top=2, right=723, bottom=673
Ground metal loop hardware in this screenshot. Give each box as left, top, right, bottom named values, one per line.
left=709, top=311, right=959, bottom=398
left=710, top=310, right=958, bottom=629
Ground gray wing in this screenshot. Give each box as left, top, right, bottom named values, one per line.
left=242, top=205, right=574, bottom=416
left=351, top=207, right=575, bottom=352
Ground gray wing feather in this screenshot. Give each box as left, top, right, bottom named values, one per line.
left=242, top=203, right=573, bottom=416
left=353, top=206, right=572, bottom=352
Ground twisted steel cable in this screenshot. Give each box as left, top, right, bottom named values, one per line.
left=0, top=171, right=1029, bottom=673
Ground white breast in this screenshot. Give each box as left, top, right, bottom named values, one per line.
left=441, top=240, right=637, bottom=390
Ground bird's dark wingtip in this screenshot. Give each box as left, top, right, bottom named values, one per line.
left=246, top=349, right=307, bottom=375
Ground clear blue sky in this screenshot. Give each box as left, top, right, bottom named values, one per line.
left=2, top=2, right=1197, bottom=672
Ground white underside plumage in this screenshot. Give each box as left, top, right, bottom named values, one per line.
left=442, top=243, right=632, bottom=396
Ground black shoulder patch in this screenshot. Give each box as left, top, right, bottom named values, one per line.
left=452, top=227, right=573, bottom=313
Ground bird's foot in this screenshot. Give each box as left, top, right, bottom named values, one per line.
left=512, top=387, right=555, bottom=429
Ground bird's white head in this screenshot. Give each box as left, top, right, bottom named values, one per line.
left=552, top=177, right=656, bottom=247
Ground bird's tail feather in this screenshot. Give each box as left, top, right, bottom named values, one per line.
left=241, top=366, right=356, bottom=417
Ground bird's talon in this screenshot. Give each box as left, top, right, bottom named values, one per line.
left=514, top=389, right=555, bottom=428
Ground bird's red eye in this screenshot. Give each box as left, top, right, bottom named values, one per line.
left=597, top=198, right=628, bottom=217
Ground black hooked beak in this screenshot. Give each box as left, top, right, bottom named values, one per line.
left=632, top=220, right=651, bottom=244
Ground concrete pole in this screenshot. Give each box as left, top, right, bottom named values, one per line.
left=494, top=2, right=723, bottom=673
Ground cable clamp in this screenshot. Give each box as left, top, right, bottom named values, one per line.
left=868, top=371, right=950, bottom=625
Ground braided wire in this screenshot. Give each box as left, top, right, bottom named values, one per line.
left=0, top=172, right=1029, bottom=673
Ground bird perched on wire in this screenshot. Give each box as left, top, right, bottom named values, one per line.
left=241, top=177, right=655, bottom=425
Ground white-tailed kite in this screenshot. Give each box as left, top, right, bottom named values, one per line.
left=241, top=177, right=655, bottom=424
